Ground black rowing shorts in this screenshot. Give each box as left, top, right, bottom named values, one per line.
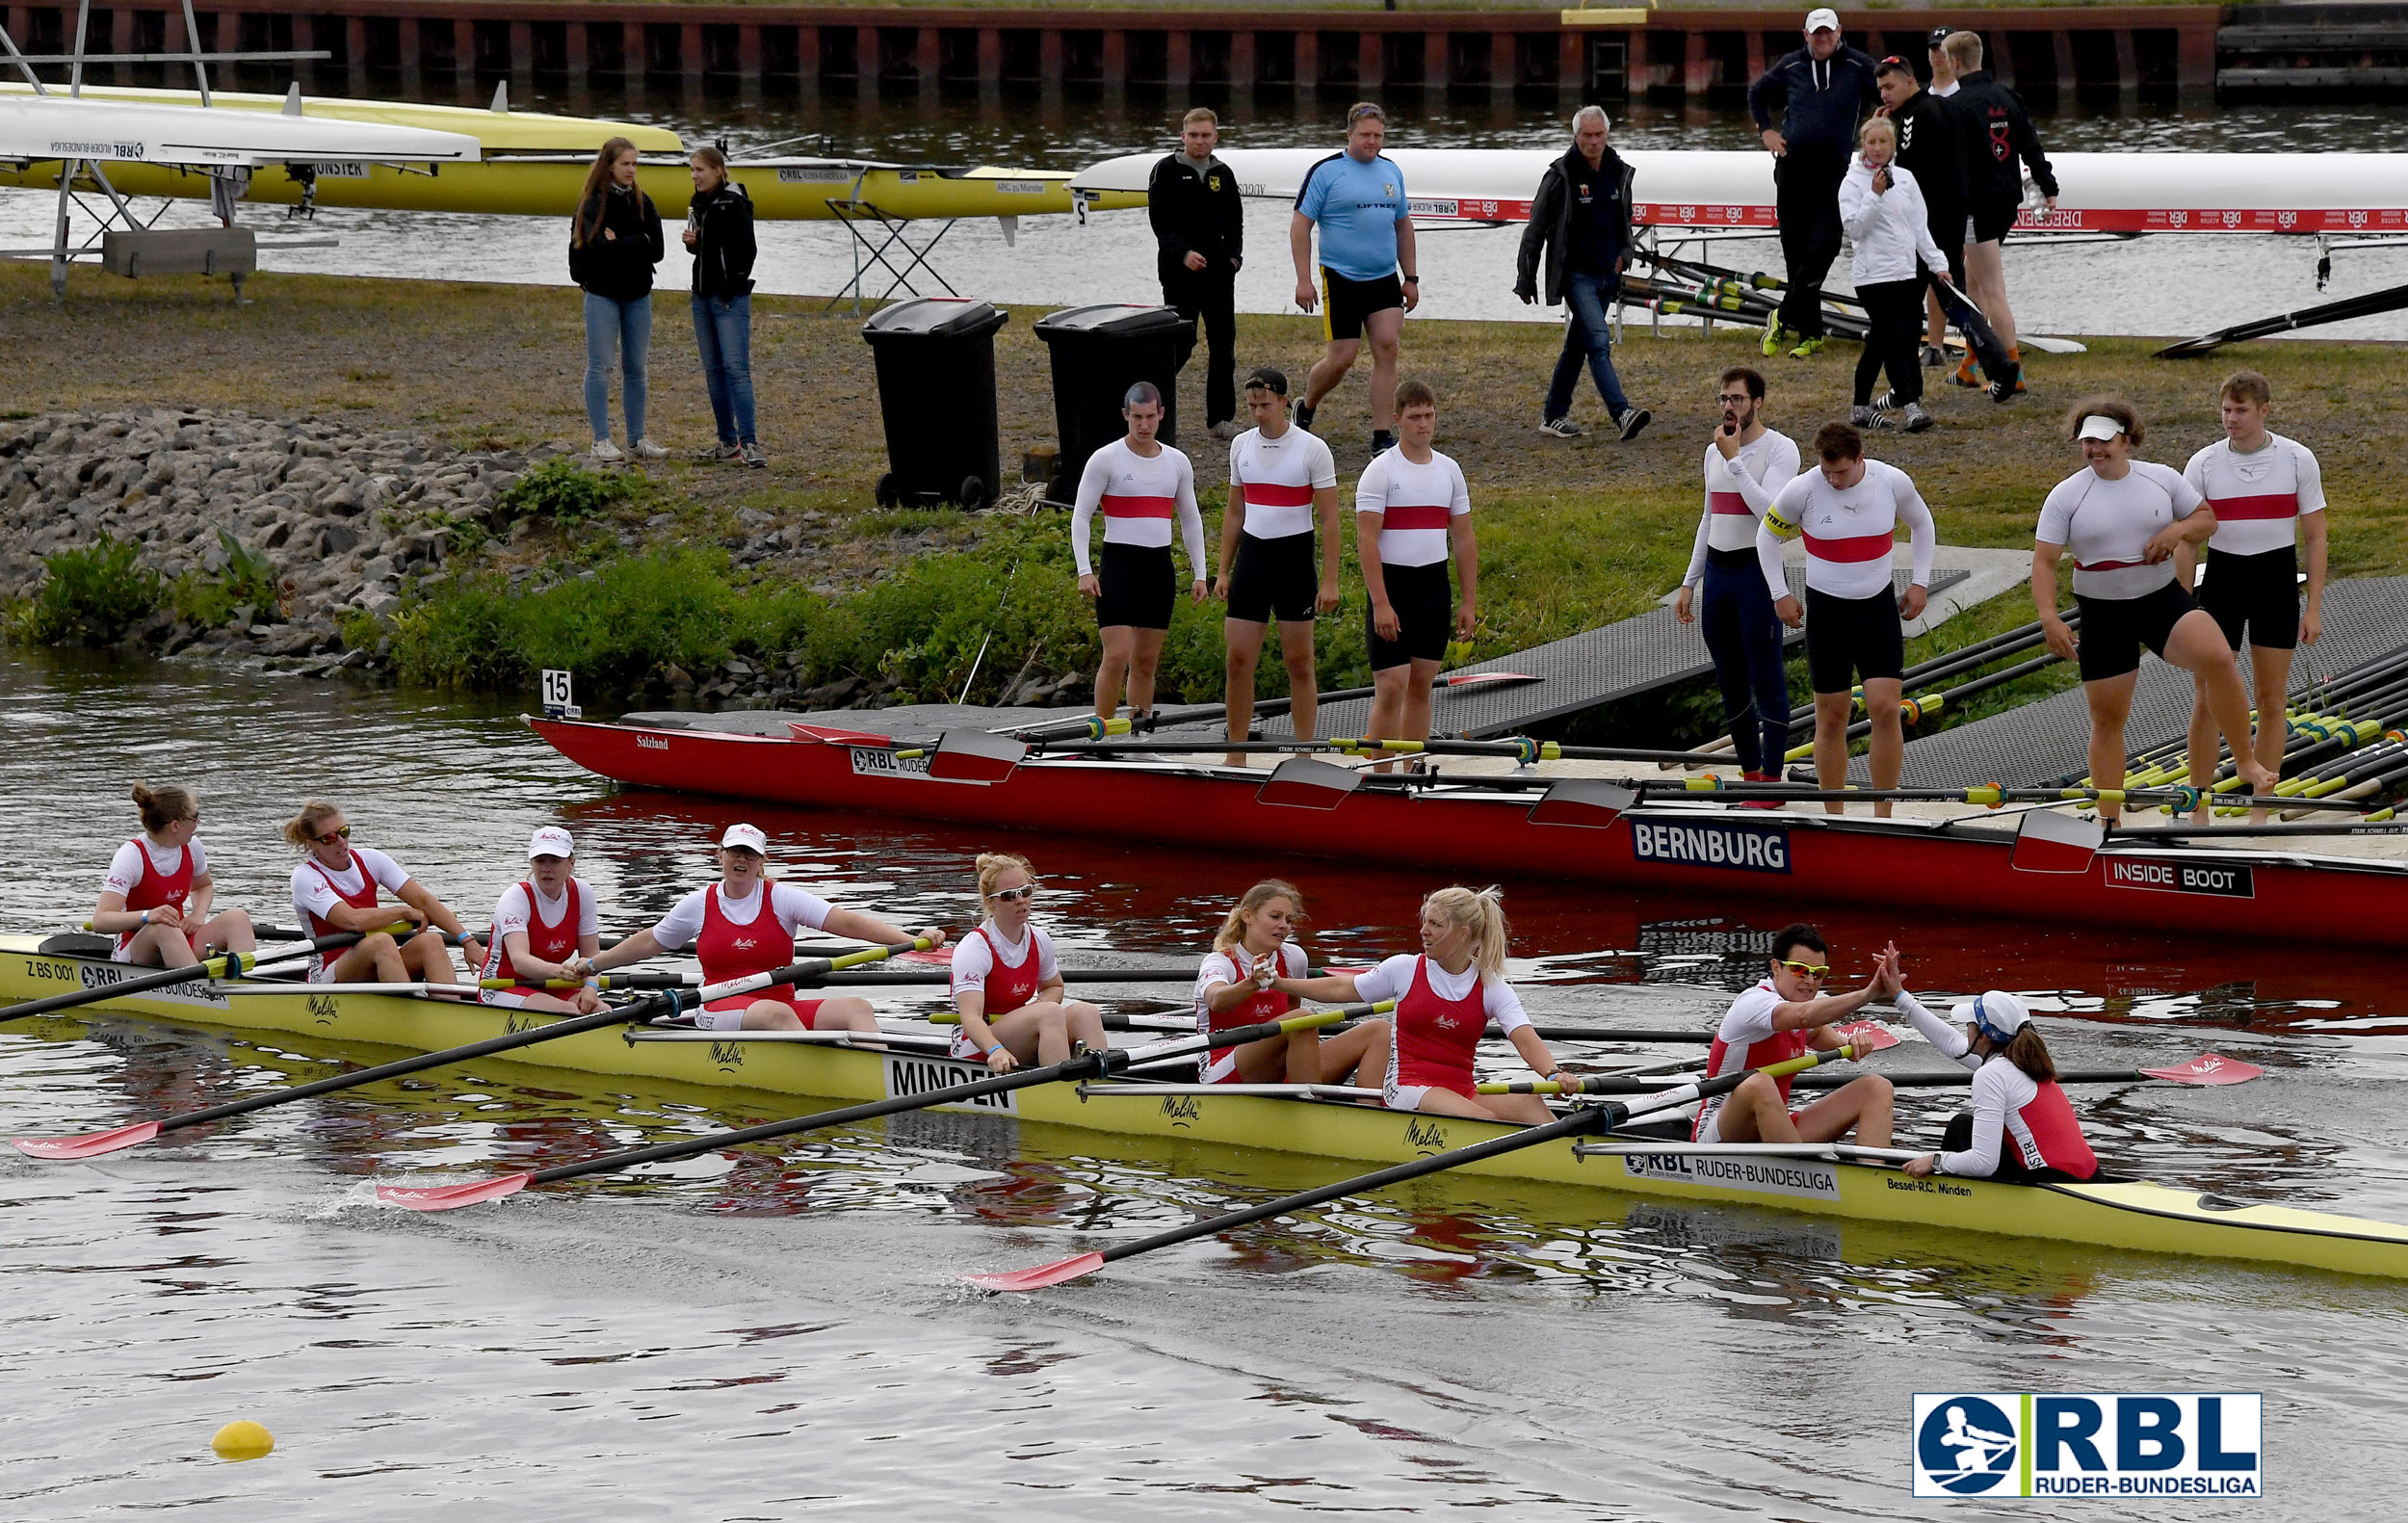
left=1226, top=530, right=1320, bottom=625
left=1368, top=560, right=1452, bottom=671
left=1804, top=586, right=1904, bottom=694
left=2075, top=581, right=2195, bottom=682
left=1096, top=542, right=1176, bottom=631
left=1321, top=268, right=1403, bottom=343
left=2198, top=544, right=2301, bottom=652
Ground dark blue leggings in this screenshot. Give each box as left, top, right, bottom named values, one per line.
left=1701, top=559, right=1794, bottom=775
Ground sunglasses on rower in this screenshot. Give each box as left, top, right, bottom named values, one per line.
left=988, top=882, right=1037, bottom=903
left=1776, top=958, right=1832, bottom=979
left=317, top=825, right=352, bottom=843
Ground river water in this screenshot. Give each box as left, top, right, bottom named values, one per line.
left=4, top=649, right=2407, bottom=1517
left=7, top=92, right=2408, bottom=340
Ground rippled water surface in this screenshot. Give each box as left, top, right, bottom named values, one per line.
left=4, top=651, right=2406, bottom=1518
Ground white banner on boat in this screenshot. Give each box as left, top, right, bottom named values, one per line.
left=1619, top=1148, right=1842, bottom=1200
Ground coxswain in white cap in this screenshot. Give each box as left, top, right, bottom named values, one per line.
left=479, top=827, right=604, bottom=1014
left=583, top=824, right=946, bottom=1032
left=1898, top=988, right=2100, bottom=1181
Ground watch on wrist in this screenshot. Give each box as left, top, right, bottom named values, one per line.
left=1401, top=275, right=1419, bottom=283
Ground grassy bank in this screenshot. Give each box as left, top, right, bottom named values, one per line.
left=8, top=262, right=2401, bottom=733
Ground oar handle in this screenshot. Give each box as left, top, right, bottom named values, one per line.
left=1488, top=1040, right=1873, bottom=1098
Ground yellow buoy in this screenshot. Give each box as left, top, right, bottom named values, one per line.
left=210, top=1420, right=275, bottom=1460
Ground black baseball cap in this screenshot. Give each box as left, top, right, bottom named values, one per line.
left=1927, top=27, right=1953, bottom=49
left=1243, top=366, right=1290, bottom=395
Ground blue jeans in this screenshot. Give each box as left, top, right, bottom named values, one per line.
left=691, top=292, right=757, bottom=445
left=1700, top=554, right=1794, bottom=775
left=583, top=290, right=651, bottom=443
left=1543, top=268, right=1631, bottom=423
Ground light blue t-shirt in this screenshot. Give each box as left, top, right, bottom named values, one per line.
left=1296, top=152, right=1408, bottom=283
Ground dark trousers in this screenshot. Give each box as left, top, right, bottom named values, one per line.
left=1701, top=551, right=1794, bottom=775
left=1853, top=277, right=1925, bottom=407
left=1163, top=264, right=1237, bottom=427
left=1773, top=151, right=1847, bottom=339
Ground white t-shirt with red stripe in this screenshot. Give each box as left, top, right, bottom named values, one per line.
left=1355, top=447, right=1471, bottom=568
left=1757, top=458, right=1936, bottom=601
left=1229, top=425, right=1338, bottom=539
left=1069, top=437, right=1208, bottom=575
left=2185, top=432, right=2324, bottom=558
left=1685, top=429, right=1802, bottom=588
left=2035, top=461, right=2202, bottom=601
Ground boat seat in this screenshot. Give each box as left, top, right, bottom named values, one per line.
left=37, top=932, right=113, bottom=957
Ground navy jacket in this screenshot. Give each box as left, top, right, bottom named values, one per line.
left=1749, top=46, right=1882, bottom=157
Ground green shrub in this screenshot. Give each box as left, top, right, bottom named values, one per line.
left=24, top=540, right=163, bottom=644
left=493, top=458, right=634, bottom=527
left=169, top=528, right=284, bottom=628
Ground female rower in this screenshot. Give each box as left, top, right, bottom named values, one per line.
left=584, top=823, right=945, bottom=1032
left=478, top=827, right=604, bottom=1015
left=1196, top=880, right=1389, bottom=1088
left=92, top=782, right=256, bottom=968
left=950, top=853, right=1107, bottom=1072
left=2032, top=397, right=2274, bottom=821
left=286, top=800, right=474, bottom=985
left=1272, top=885, right=1568, bottom=1124
left=1898, top=988, right=2099, bottom=1183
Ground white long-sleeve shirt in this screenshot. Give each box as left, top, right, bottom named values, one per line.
left=1758, top=459, right=1937, bottom=601
left=1898, top=992, right=2079, bottom=1178
left=1069, top=437, right=1207, bottom=577
left=1839, top=158, right=1950, bottom=286
left=1685, top=430, right=1803, bottom=589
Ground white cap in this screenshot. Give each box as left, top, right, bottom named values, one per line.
left=1962, top=991, right=2032, bottom=1043
left=1805, top=8, right=1841, bottom=32
left=719, top=823, right=769, bottom=854
left=2077, top=414, right=2128, bottom=441
left=527, top=826, right=575, bottom=860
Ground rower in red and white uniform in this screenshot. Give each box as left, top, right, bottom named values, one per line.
left=92, top=781, right=255, bottom=968
left=1194, top=879, right=1389, bottom=1087
left=1758, top=421, right=1934, bottom=817
left=1898, top=988, right=2099, bottom=1182
left=1692, top=923, right=1898, bottom=1147
left=2032, top=397, right=2274, bottom=823
left=478, top=826, right=603, bottom=1015
left=1355, top=380, right=1476, bottom=762
left=1215, top=367, right=1343, bottom=766
left=1676, top=366, right=1803, bottom=786
left=1273, top=885, right=1567, bottom=1124
left=949, top=853, right=1106, bottom=1071
left=2181, top=371, right=2327, bottom=825
left=586, top=824, right=945, bottom=1032
left=285, top=799, right=476, bottom=985
left=1070, top=381, right=1210, bottom=726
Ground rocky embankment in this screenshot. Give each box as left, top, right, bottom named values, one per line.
left=0, top=407, right=550, bottom=670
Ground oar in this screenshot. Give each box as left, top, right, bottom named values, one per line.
left=490, top=965, right=1226, bottom=992
left=376, top=999, right=1398, bottom=1211
left=960, top=1038, right=1883, bottom=1292
left=0, top=929, right=372, bottom=1024
left=10, top=939, right=935, bottom=1161
left=926, top=1010, right=1723, bottom=1043
left=1489, top=1049, right=2261, bottom=1095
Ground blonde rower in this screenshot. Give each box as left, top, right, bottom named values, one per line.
left=1195, top=880, right=1389, bottom=1087
left=585, top=824, right=943, bottom=1032
left=1273, top=885, right=1569, bottom=1123
left=286, top=800, right=476, bottom=985
left=93, top=783, right=256, bottom=969
left=478, top=827, right=604, bottom=1016
left=951, top=853, right=1108, bottom=1072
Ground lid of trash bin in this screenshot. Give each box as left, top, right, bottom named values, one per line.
left=1032, top=302, right=1190, bottom=340
left=862, top=297, right=1009, bottom=342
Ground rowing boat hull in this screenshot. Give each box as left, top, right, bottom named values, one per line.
left=9, top=936, right=2405, bottom=1279
left=532, top=717, right=2408, bottom=950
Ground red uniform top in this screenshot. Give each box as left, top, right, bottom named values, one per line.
left=1193, top=943, right=1304, bottom=1083
left=696, top=883, right=811, bottom=1016
left=1392, top=955, right=1490, bottom=1096
left=1694, top=981, right=1815, bottom=1141
left=481, top=879, right=585, bottom=994
left=109, top=836, right=195, bottom=958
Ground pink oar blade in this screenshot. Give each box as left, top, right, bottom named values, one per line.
left=1443, top=671, right=1536, bottom=688
left=1835, top=1020, right=1901, bottom=1054
left=2141, top=1053, right=2264, bottom=1087
left=12, top=1120, right=164, bottom=1160
left=960, top=1252, right=1106, bottom=1293
left=377, top=1173, right=533, bottom=1211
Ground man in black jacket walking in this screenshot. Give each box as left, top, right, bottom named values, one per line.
left=1514, top=106, right=1649, bottom=440
left=1874, top=57, right=1966, bottom=373
left=1748, top=8, right=1880, bottom=358
left=1941, top=29, right=2057, bottom=398
left=1149, top=108, right=1247, bottom=439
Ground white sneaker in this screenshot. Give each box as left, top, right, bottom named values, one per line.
left=632, top=437, right=669, bottom=460
left=590, top=438, right=625, bottom=462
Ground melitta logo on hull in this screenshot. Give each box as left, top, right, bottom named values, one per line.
left=2102, top=858, right=2255, bottom=899
left=882, top=1054, right=1014, bottom=1112
left=1911, top=1393, right=2261, bottom=1498
left=1629, top=819, right=1791, bottom=874
left=1621, top=1150, right=1842, bottom=1200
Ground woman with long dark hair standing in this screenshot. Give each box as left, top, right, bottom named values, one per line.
left=568, top=136, right=666, bottom=463
left=684, top=145, right=763, bottom=467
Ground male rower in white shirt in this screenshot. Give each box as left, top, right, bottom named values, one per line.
left=1693, top=923, right=1898, bottom=1148
left=1217, top=366, right=1342, bottom=767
